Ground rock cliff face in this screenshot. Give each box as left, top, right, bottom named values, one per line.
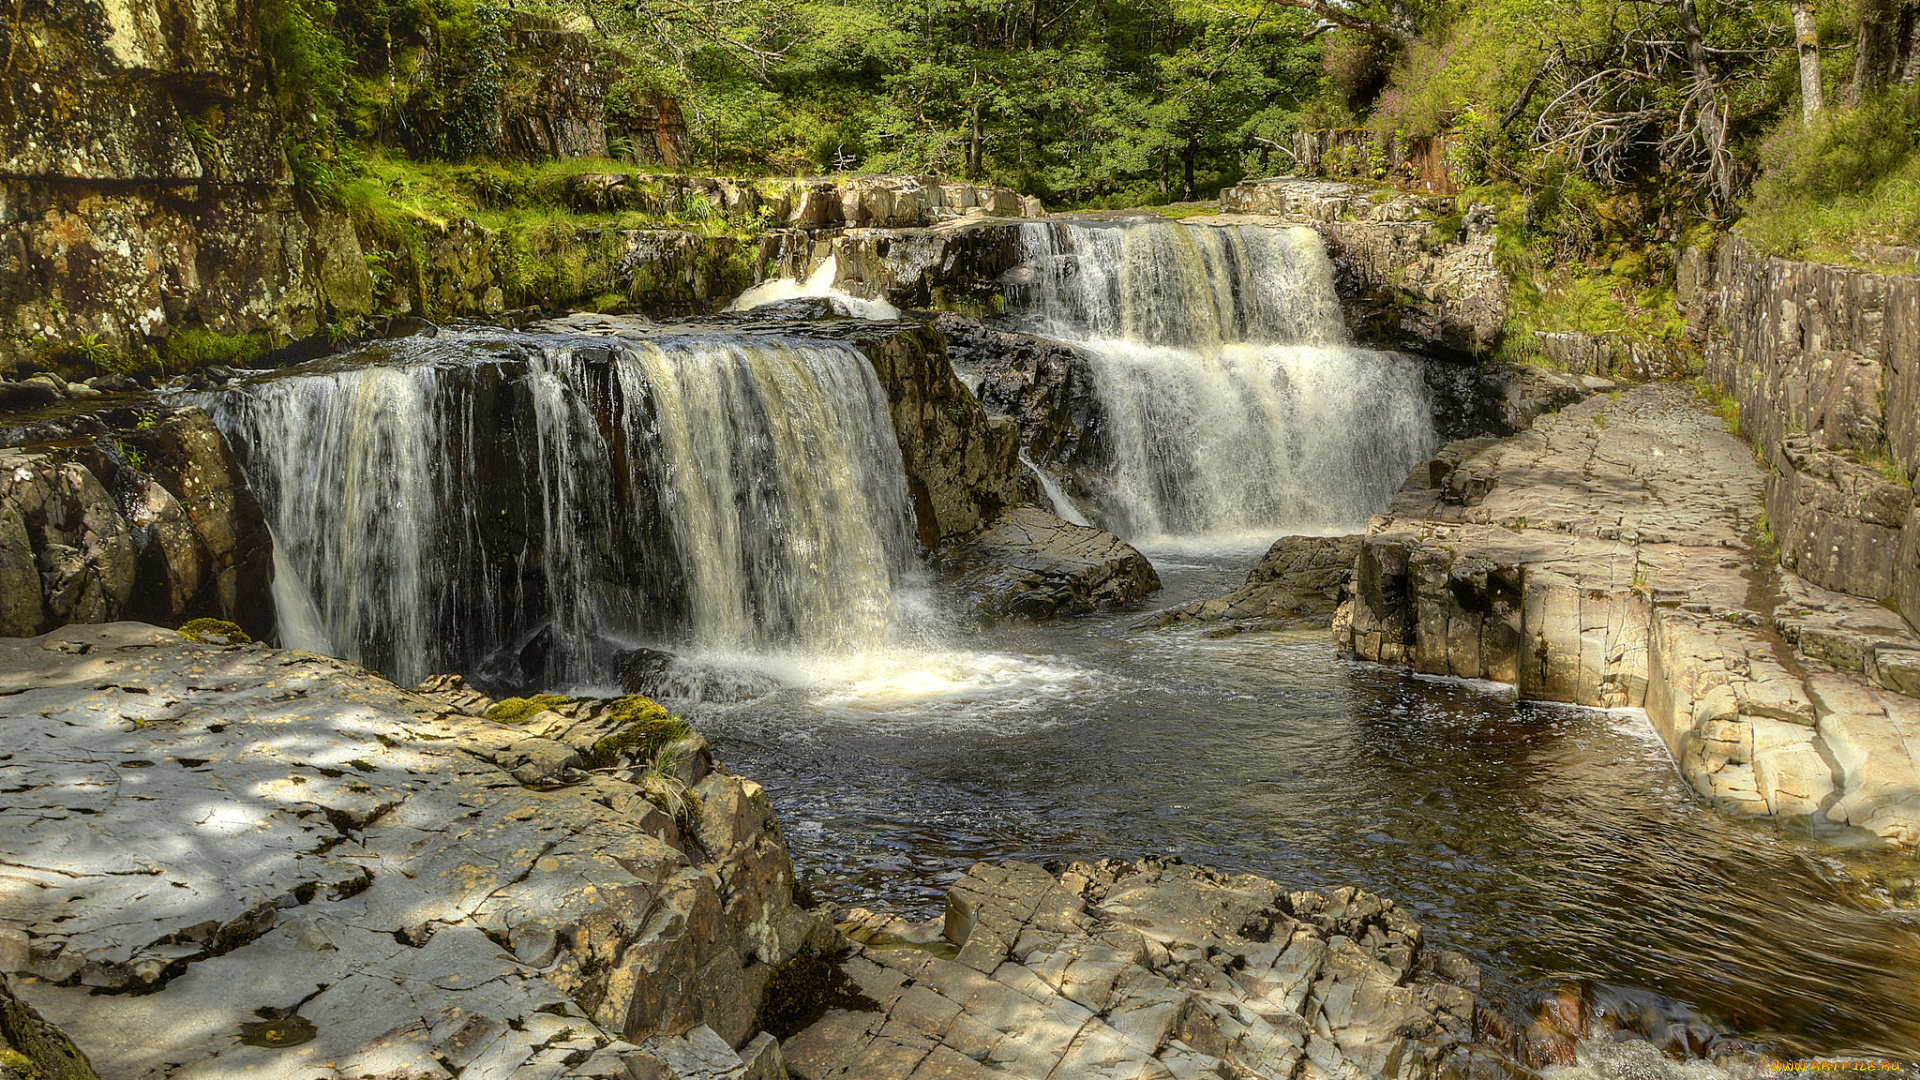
left=0, top=623, right=828, bottom=1079
left=0, top=0, right=1044, bottom=372
left=0, top=405, right=274, bottom=639
left=1684, top=235, right=1920, bottom=635
left=0, top=0, right=374, bottom=371
left=936, top=315, right=1111, bottom=493
left=1217, top=180, right=1508, bottom=359
left=839, top=321, right=1036, bottom=546
left=1343, top=385, right=1920, bottom=848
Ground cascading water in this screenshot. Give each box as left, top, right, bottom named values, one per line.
left=1007, top=219, right=1437, bottom=541
left=201, top=330, right=916, bottom=688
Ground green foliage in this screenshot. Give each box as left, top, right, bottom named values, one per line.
left=584, top=696, right=693, bottom=769
left=485, top=694, right=573, bottom=723
left=165, top=328, right=274, bottom=370
left=1742, top=93, right=1920, bottom=258
left=1694, top=377, right=1742, bottom=433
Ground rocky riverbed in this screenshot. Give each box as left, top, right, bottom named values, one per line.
left=0, top=621, right=1673, bottom=1080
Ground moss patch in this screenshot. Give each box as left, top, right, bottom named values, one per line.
left=752, top=946, right=878, bottom=1040
left=583, top=696, right=690, bottom=769
left=484, top=694, right=573, bottom=724
left=178, top=619, right=252, bottom=646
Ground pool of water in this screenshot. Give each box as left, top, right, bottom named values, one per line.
left=673, top=541, right=1920, bottom=1061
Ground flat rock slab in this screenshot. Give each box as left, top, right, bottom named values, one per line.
left=1343, top=385, right=1920, bottom=848
left=0, top=623, right=824, bottom=1080
left=785, top=858, right=1497, bottom=1080
left=1138, top=535, right=1359, bottom=632
left=944, top=507, right=1160, bottom=620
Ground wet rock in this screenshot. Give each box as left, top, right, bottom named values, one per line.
left=942, top=506, right=1160, bottom=620
left=0, top=623, right=828, bottom=1078
left=847, top=322, right=1034, bottom=544
left=785, top=858, right=1496, bottom=1080
left=1423, top=359, right=1594, bottom=441
left=0, top=382, right=59, bottom=412
left=1140, top=534, right=1359, bottom=631
left=935, top=314, right=1110, bottom=488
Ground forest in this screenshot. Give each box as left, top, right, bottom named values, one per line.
left=268, top=0, right=1920, bottom=256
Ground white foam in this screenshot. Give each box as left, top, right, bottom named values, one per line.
left=729, top=255, right=903, bottom=320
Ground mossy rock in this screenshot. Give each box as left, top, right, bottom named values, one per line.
left=484, top=694, right=573, bottom=724
left=178, top=619, right=252, bottom=646
left=584, top=695, right=691, bottom=769
left=1, top=977, right=100, bottom=1080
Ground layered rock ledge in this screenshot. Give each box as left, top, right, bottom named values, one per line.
left=783, top=859, right=1497, bottom=1080
left=0, top=623, right=827, bottom=1080
left=1342, top=385, right=1920, bottom=846
left=1683, top=235, right=1920, bottom=634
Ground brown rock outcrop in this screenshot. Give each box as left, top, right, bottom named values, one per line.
left=1216, top=180, right=1508, bottom=359
left=1140, top=534, right=1359, bottom=632
left=941, top=506, right=1160, bottom=620
left=0, top=405, right=273, bottom=639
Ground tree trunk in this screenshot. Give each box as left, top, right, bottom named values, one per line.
left=1853, top=0, right=1903, bottom=102
left=1678, top=0, right=1735, bottom=212
left=1792, top=0, right=1824, bottom=121
left=967, top=71, right=983, bottom=180
left=1181, top=139, right=1197, bottom=200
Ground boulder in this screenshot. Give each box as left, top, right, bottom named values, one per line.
left=1140, top=534, right=1360, bottom=631
left=0, top=405, right=274, bottom=640
left=942, top=506, right=1160, bottom=620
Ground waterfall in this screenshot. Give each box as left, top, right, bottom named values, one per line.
left=201, top=332, right=915, bottom=688
left=1008, top=219, right=1437, bottom=541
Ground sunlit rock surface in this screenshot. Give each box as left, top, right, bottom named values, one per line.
left=784, top=859, right=1497, bottom=1080
left=1343, top=384, right=1920, bottom=847
left=0, top=623, right=828, bottom=1080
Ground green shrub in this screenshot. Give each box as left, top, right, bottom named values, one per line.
left=1743, top=94, right=1920, bottom=257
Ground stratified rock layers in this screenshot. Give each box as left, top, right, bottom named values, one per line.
left=1684, top=235, right=1920, bottom=636
left=1342, top=385, right=1920, bottom=847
